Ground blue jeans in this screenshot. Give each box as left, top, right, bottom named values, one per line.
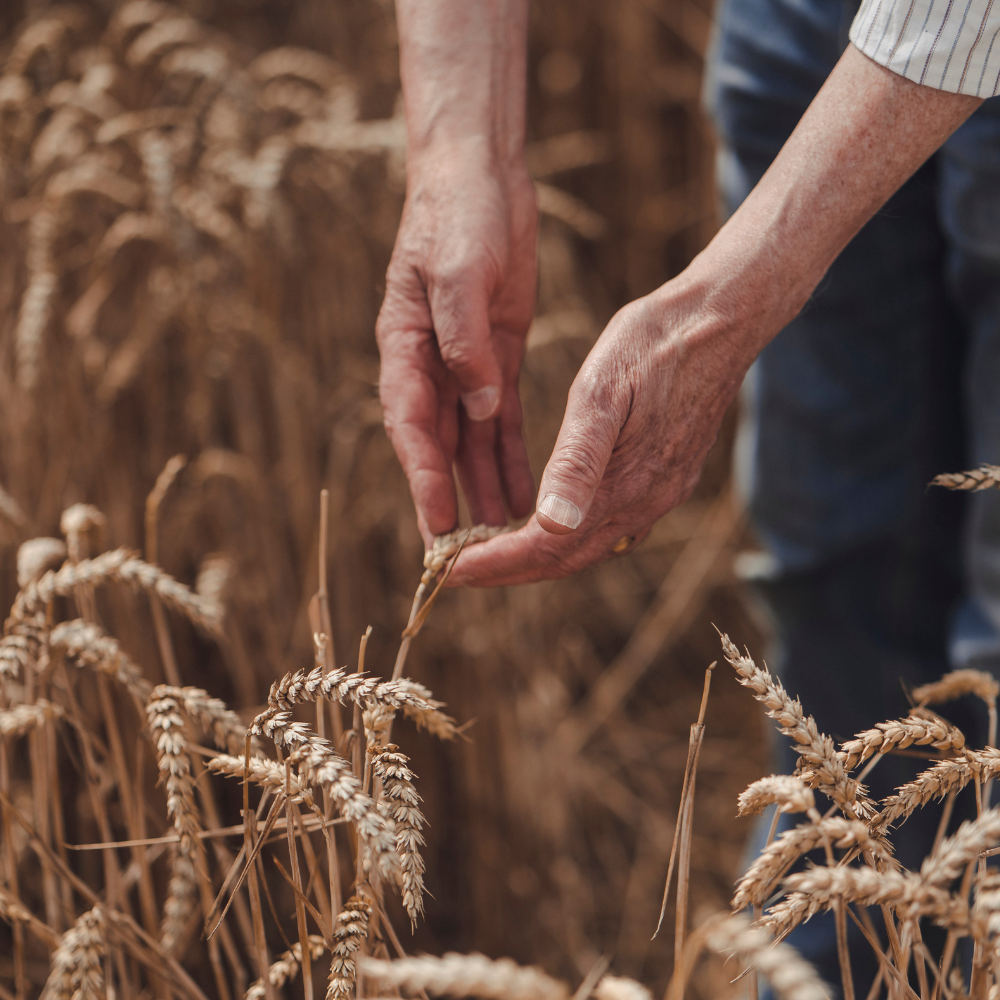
left=705, top=0, right=1000, bottom=993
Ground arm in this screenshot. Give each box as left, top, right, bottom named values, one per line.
left=376, top=0, right=536, bottom=545
left=451, top=45, right=981, bottom=586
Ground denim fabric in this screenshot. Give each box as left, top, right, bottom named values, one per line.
left=705, top=0, right=1000, bottom=993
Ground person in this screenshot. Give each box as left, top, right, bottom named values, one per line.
left=376, top=0, right=1000, bottom=992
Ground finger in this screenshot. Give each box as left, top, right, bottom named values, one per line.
left=454, top=412, right=507, bottom=526
left=447, top=516, right=650, bottom=587
left=534, top=372, right=624, bottom=535
left=496, top=377, right=535, bottom=519
left=377, top=325, right=459, bottom=540
left=427, top=266, right=504, bottom=422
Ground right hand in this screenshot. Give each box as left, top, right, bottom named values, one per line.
left=376, top=141, right=539, bottom=546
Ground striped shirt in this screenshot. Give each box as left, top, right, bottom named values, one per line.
left=850, top=0, right=1000, bottom=96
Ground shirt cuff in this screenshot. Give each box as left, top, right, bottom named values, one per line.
left=849, top=0, right=1000, bottom=97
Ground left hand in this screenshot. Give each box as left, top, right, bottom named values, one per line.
left=447, top=275, right=757, bottom=586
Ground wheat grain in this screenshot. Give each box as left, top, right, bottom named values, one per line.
left=327, top=896, right=371, bottom=1000
left=931, top=466, right=1000, bottom=492
left=733, top=817, right=878, bottom=910
left=40, top=906, right=105, bottom=1000
left=372, top=744, right=426, bottom=927
left=246, top=936, right=328, bottom=1000
left=361, top=953, right=571, bottom=1000
left=720, top=634, right=872, bottom=820
left=13, top=548, right=223, bottom=636
left=593, top=976, right=652, bottom=1000
left=705, top=914, right=828, bottom=1000
left=0, top=700, right=64, bottom=740
left=840, top=711, right=966, bottom=771
left=738, top=775, right=816, bottom=817
left=51, top=619, right=153, bottom=703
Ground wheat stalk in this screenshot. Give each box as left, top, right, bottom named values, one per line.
left=361, top=952, right=571, bottom=1000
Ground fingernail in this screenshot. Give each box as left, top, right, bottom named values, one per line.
left=461, top=386, right=500, bottom=421
left=538, top=493, right=582, bottom=530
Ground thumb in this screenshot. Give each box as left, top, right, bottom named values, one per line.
left=535, top=382, right=622, bottom=535
left=428, top=268, right=504, bottom=421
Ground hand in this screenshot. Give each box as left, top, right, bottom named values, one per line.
left=447, top=275, right=758, bottom=586
left=376, top=145, right=538, bottom=545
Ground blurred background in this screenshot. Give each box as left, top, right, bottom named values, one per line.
left=0, top=0, right=769, bottom=996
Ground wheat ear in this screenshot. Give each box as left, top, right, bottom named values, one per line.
left=361, top=953, right=570, bottom=1000
left=733, top=817, right=877, bottom=910
left=0, top=700, right=64, bottom=740
left=40, top=906, right=106, bottom=1000
left=840, top=711, right=966, bottom=771
left=874, top=750, right=1000, bottom=832
left=931, top=466, right=1000, bottom=492
left=703, top=914, right=828, bottom=1000
left=0, top=614, right=47, bottom=681
left=372, top=744, right=426, bottom=928
left=327, top=896, right=371, bottom=1000
left=147, top=687, right=203, bottom=956
left=287, top=736, right=399, bottom=880
left=913, top=669, right=1000, bottom=709
left=252, top=664, right=457, bottom=744
left=593, top=977, right=652, bottom=1000
left=13, top=548, right=223, bottom=636
left=246, top=936, right=328, bottom=1000
left=720, top=634, right=872, bottom=820
left=51, top=619, right=153, bottom=703
left=738, top=775, right=817, bottom=817
left=764, top=868, right=957, bottom=938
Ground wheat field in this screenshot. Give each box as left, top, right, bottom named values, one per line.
left=0, top=1, right=768, bottom=999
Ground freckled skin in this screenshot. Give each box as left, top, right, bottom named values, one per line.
left=378, top=3, right=981, bottom=587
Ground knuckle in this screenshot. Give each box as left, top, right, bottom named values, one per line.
left=550, top=441, right=604, bottom=490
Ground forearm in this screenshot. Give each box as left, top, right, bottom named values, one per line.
left=395, top=0, right=530, bottom=172
left=685, top=44, right=982, bottom=355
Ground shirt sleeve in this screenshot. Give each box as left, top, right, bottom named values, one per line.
left=850, top=0, right=1000, bottom=96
